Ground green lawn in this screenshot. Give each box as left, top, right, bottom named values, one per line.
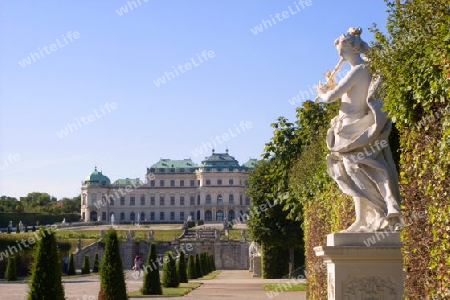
left=128, top=282, right=202, bottom=297
left=56, top=229, right=183, bottom=242
left=264, top=282, right=306, bottom=292
left=198, top=270, right=221, bottom=280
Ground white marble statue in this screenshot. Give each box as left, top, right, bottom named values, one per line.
left=249, top=241, right=261, bottom=257
left=315, top=27, right=401, bottom=233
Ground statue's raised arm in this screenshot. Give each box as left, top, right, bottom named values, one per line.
left=315, top=27, right=402, bottom=233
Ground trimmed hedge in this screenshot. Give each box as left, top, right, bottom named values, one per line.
left=0, top=213, right=79, bottom=228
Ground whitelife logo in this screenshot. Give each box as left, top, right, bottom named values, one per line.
left=18, top=31, right=81, bottom=68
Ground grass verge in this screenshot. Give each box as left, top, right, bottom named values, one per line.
left=198, top=270, right=221, bottom=280
left=128, top=282, right=202, bottom=297
left=264, top=282, right=306, bottom=292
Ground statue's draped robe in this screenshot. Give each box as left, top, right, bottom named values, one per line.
left=326, top=80, right=401, bottom=223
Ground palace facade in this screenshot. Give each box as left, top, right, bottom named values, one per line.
left=80, top=151, right=257, bottom=223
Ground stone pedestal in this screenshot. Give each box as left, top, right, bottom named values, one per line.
left=314, top=232, right=403, bottom=300
left=252, top=256, right=261, bottom=277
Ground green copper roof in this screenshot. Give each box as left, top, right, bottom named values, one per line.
left=113, top=178, right=143, bottom=186
left=151, top=159, right=199, bottom=169
left=242, top=159, right=258, bottom=169
left=201, top=152, right=241, bottom=168
left=85, top=167, right=111, bottom=183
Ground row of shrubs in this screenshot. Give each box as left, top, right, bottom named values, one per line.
left=0, top=213, right=79, bottom=227
left=3, top=228, right=217, bottom=299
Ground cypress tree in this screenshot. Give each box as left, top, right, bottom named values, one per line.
left=16, top=224, right=20, bottom=233
left=162, top=252, right=179, bottom=288
left=7, top=226, right=11, bottom=234
left=187, top=255, right=197, bottom=279
left=195, top=253, right=202, bottom=278
left=98, top=228, right=127, bottom=300
left=206, top=253, right=211, bottom=274
left=81, top=255, right=90, bottom=274
left=141, top=243, right=162, bottom=295
left=24, top=226, right=29, bottom=232
left=201, top=252, right=207, bottom=275
left=92, top=253, right=100, bottom=273
left=4, top=257, right=18, bottom=281
left=32, top=225, right=36, bottom=232
left=27, top=227, right=65, bottom=300
left=177, top=250, right=188, bottom=283
left=67, top=253, right=76, bottom=275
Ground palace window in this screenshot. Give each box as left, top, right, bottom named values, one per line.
left=130, top=197, right=135, bottom=206
left=180, top=196, right=185, bottom=206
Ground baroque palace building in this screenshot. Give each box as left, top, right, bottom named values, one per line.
left=81, top=151, right=257, bottom=223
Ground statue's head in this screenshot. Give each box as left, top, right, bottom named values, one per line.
left=334, top=27, right=369, bottom=54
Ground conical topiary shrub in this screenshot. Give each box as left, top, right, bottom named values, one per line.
left=177, top=250, right=188, bottom=283
left=201, top=252, right=207, bottom=275
left=98, top=228, right=127, bottom=300
left=4, top=257, right=18, bottom=281
left=27, top=227, right=65, bottom=300
left=24, top=226, right=29, bottom=232
left=187, top=255, right=197, bottom=279
left=141, top=242, right=162, bottom=295
left=92, top=253, right=100, bottom=273
left=31, top=225, right=36, bottom=232
left=162, top=252, right=179, bottom=288
left=81, top=255, right=90, bottom=274
left=195, top=253, right=202, bottom=278
left=67, top=253, right=76, bottom=275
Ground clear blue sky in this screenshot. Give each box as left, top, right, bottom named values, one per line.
left=0, top=0, right=388, bottom=199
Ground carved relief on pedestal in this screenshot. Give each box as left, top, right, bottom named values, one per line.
left=343, top=276, right=398, bottom=300
left=328, top=273, right=335, bottom=300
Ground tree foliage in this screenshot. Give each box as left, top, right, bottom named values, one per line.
left=177, top=250, right=188, bottom=283
left=162, top=252, right=179, bottom=288
left=92, top=253, right=99, bottom=273
left=27, top=227, right=65, bottom=300
left=187, top=255, right=197, bottom=280
left=98, top=228, right=127, bottom=300
left=368, top=1, right=450, bottom=298
left=4, top=257, right=17, bottom=281
left=81, top=255, right=90, bottom=275
left=141, top=243, right=162, bottom=295
left=67, top=253, right=76, bottom=276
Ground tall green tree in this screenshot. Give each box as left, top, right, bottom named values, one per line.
left=27, top=227, right=65, bottom=300
left=162, top=252, right=179, bottom=288
left=67, top=253, right=76, bottom=275
left=177, top=250, right=188, bottom=283
left=98, top=228, right=127, bottom=300
left=187, top=255, right=197, bottom=279
left=4, top=257, right=18, bottom=281
left=81, top=255, right=90, bottom=274
left=141, top=243, right=162, bottom=295
left=92, top=253, right=100, bottom=273
left=195, top=253, right=203, bottom=278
